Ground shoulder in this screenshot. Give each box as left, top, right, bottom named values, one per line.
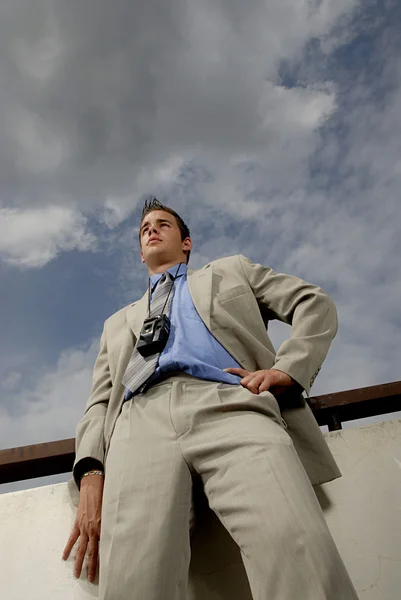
left=187, top=254, right=264, bottom=279
left=104, top=297, right=142, bottom=330
left=199, top=254, right=249, bottom=271
left=189, top=255, right=257, bottom=290
left=206, top=254, right=264, bottom=278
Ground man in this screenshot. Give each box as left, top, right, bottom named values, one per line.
left=63, top=197, right=359, bottom=599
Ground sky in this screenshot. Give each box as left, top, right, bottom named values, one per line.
left=1, top=0, right=400, bottom=493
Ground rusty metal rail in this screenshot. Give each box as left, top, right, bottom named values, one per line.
left=1, top=381, right=400, bottom=485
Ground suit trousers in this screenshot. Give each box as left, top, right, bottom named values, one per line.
left=98, top=374, right=359, bottom=600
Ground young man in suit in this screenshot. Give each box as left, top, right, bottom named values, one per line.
left=63, top=198, right=359, bottom=599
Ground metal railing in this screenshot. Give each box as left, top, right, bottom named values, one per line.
left=1, top=381, right=400, bottom=485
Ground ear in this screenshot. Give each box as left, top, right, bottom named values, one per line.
left=140, top=248, right=145, bottom=263
left=182, top=237, right=192, bottom=252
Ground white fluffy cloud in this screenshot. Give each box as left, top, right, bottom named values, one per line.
left=0, top=205, right=96, bottom=267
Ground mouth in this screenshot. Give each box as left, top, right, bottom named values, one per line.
left=148, top=238, right=162, bottom=245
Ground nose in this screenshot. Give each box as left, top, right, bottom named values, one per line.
left=148, top=225, right=159, bottom=236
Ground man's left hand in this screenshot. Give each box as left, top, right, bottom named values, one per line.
left=223, top=368, right=296, bottom=395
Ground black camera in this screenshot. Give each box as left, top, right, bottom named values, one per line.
left=136, top=314, right=171, bottom=357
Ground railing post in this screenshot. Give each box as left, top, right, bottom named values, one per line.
left=326, top=412, right=343, bottom=431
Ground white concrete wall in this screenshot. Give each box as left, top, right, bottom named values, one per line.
left=1, top=419, right=400, bottom=600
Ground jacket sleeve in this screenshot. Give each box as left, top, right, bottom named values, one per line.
left=238, top=254, right=338, bottom=395
left=72, top=321, right=112, bottom=489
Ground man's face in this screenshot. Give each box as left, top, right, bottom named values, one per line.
left=139, top=210, right=192, bottom=266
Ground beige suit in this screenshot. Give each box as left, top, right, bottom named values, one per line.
left=68, top=254, right=358, bottom=599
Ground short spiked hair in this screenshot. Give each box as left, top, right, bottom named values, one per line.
left=139, top=196, right=191, bottom=263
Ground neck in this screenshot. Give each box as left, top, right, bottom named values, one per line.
left=147, top=259, right=185, bottom=276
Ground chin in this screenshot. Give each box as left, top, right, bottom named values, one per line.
left=144, top=249, right=165, bottom=262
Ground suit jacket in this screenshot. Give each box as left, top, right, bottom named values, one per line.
left=68, top=254, right=341, bottom=506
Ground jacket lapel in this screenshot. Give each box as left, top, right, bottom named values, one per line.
left=187, top=265, right=212, bottom=331
left=126, top=290, right=149, bottom=341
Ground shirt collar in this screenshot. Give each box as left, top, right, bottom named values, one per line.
left=150, top=262, right=187, bottom=290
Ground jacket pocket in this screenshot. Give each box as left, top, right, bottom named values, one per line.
left=217, top=284, right=249, bottom=302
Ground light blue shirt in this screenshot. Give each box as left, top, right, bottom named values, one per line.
left=125, top=262, right=242, bottom=399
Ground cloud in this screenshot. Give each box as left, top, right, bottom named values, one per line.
left=0, top=335, right=100, bottom=449
left=97, top=155, right=186, bottom=229
left=0, top=1, right=357, bottom=229
left=0, top=205, right=96, bottom=268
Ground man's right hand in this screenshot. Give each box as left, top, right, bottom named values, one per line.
left=62, top=474, right=104, bottom=583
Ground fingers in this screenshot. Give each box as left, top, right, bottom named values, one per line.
left=62, top=524, right=100, bottom=583
left=224, top=367, right=249, bottom=377
left=241, top=372, right=268, bottom=394
left=74, top=534, right=89, bottom=579
left=86, top=535, right=99, bottom=583
left=62, top=524, right=80, bottom=561
left=238, top=369, right=295, bottom=394
left=258, top=378, right=272, bottom=393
